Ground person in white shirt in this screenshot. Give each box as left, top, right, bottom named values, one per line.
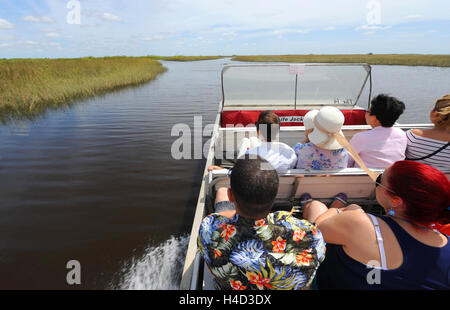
left=244, top=111, right=297, bottom=170
left=209, top=111, right=297, bottom=172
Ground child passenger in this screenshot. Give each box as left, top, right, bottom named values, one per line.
left=348, top=94, right=406, bottom=169
left=209, top=111, right=297, bottom=172
left=242, top=111, right=297, bottom=170
left=294, top=107, right=348, bottom=170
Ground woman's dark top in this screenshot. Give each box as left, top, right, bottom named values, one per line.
left=316, top=215, right=450, bottom=289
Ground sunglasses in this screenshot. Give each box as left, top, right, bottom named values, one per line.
left=375, top=173, right=398, bottom=196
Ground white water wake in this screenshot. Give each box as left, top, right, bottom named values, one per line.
left=117, top=234, right=190, bottom=290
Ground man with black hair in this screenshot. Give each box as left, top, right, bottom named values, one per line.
left=198, top=156, right=325, bottom=290
left=348, top=94, right=407, bottom=168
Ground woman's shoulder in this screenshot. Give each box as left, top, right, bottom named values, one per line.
left=408, top=128, right=424, bottom=137
left=408, top=128, right=450, bottom=143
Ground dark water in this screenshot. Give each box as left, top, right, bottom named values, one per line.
left=0, top=59, right=449, bottom=289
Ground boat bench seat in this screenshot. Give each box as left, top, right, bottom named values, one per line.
left=206, top=168, right=385, bottom=211
left=207, top=168, right=450, bottom=212
left=221, top=109, right=366, bottom=127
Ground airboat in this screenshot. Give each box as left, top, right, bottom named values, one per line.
left=179, top=63, right=446, bottom=290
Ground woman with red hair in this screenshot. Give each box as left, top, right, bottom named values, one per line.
left=302, top=160, right=449, bottom=289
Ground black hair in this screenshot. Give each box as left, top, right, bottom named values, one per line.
left=256, top=111, right=280, bottom=142
left=230, top=155, right=279, bottom=219
left=369, top=94, right=405, bottom=127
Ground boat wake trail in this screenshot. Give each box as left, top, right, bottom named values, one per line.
left=116, top=235, right=190, bottom=290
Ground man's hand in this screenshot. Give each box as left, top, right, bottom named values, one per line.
left=208, top=165, right=226, bottom=172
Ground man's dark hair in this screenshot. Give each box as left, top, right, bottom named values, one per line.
left=256, top=111, right=280, bottom=142
left=230, top=156, right=279, bottom=219
left=368, top=94, right=405, bottom=127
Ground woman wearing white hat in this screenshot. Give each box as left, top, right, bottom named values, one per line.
left=294, top=106, right=349, bottom=171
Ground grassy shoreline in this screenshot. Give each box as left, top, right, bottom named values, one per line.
left=231, top=54, right=450, bottom=67
left=2, top=54, right=449, bottom=124
left=148, top=55, right=225, bottom=62
left=0, top=56, right=167, bottom=124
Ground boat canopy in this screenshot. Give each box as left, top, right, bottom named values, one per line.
left=221, top=63, right=371, bottom=110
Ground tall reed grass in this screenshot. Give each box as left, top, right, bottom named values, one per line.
left=0, top=56, right=167, bottom=124
left=147, top=55, right=224, bottom=61
left=231, top=54, right=450, bottom=67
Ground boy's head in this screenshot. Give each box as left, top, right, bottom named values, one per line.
left=367, top=94, right=405, bottom=127
left=229, top=156, right=279, bottom=219
left=256, top=111, right=280, bottom=142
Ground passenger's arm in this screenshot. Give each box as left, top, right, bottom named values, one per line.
left=208, top=165, right=227, bottom=172
left=315, top=204, right=366, bottom=245
left=215, top=187, right=236, bottom=218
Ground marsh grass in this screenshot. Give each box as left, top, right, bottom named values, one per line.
left=0, top=56, right=167, bottom=124
left=147, top=55, right=224, bottom=61
left=231, top=54, right=450, bottom=67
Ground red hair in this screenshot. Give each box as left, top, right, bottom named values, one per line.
left=387, top=160, right=450, bottom=227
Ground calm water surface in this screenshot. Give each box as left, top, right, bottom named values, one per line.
left=0, top=59, right=449, bottom=289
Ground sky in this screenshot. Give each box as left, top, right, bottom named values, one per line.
left=0, top=0, right=449, bottom=58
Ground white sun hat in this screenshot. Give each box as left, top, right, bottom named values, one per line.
left=303, top=109, right=319, bottom=131
left=308, top=106, right=345, bottom=150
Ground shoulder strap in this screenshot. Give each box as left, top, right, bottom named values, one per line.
left=367, top=214, right=388, bottom=270
left=406, top=141, right=450, bottom=161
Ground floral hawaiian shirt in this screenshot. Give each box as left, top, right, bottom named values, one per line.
left=294, top=142, right=348, bottom=170
left=197, top=211, right=326, bottom=290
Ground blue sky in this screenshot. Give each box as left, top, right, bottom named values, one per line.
left=0, top=0, right=449, bottom=58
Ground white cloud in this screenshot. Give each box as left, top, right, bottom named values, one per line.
left=355, top=24, right=391, bottom=31
left=25, top=40, right=39, bottom=46
left=142, top=34, right=165, bottom=41
left=23, top=16, right=55, bottom=23
left=0, top=34, right=16, bottom=41
left=41, top=16, right=54, bottom=23
left=323, top=26, right=336, bottom=31
left=222, top=31, right=237, bottom=37
left=101, top=13, right=123, bottom=22
left=45, top=32, right=61, bottom=38
left=23, top=16, right=40, bottom=23
left=0, top=18, right=14, bottom=29
left=404, top=14, right=422, bottom=20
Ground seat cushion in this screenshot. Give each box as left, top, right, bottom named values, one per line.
left=221, top=109, right=366, bottom=127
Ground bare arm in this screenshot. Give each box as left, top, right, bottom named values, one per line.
left=315, top=204, right=366, bottom=245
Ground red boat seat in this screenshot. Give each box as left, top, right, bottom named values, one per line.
left=221, top=109, right=366, bottom=127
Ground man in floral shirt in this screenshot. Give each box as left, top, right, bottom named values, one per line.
left=198, top=156, right=326, bottom=290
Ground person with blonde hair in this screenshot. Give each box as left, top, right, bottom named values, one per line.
left=405, top=95, right=450, bottom=169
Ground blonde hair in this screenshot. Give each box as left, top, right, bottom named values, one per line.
left=432, top=94, right=450, bottom=131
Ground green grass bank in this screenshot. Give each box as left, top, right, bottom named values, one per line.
left=231, top=54, right=450, bottom=67
left=0, top=56, right=167, bottom=124
left=147, top=55, right=225, bottom=61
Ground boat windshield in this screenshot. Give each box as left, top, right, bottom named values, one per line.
left=221, top=63, right=371, bottom=109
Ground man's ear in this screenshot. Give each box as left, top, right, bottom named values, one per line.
left=227, top=188, right=235, bottom=203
